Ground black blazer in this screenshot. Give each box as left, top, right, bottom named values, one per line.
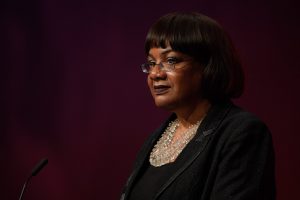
left=121, top=101, right=276, bottom=200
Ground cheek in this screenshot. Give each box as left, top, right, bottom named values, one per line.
left=169, top=74, right=185, bottom=91
left=147, top=76, right=153, bottom=90
left=173, top=73, right=202, bottom=95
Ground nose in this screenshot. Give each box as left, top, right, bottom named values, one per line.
left=148, top=64, right=167, bottom=80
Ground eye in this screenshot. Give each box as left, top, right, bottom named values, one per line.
left=166, top=57, right=179, bottom=65
left=147, top=60, right=156, bottom=67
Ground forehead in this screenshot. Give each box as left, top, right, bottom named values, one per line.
left=148, top=46, right=186, bottom=59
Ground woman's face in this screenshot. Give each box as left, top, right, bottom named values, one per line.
left=147, top=46, right=203, bottom=111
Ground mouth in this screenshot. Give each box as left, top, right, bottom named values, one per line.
left=153, top=85, right=170, bottom=95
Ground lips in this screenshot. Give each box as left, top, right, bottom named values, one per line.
left=153, top=85, right=170, bottom=94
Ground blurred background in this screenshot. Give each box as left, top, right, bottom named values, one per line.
left=1, top=0, right=299, bottom=199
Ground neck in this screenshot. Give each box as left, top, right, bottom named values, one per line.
left=174, top=99, right=211, bottom=128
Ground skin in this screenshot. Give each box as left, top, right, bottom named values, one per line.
left=147, top=46, right=211, bottom=140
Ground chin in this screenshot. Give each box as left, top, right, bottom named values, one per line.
left=153, top=98, right=177, bottom=111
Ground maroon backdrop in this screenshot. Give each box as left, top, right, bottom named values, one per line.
left=1, top=0, right=299, bottom=199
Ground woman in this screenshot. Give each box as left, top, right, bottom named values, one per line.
left=121, top=12, right=276, bottom=200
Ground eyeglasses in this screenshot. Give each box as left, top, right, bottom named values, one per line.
left=140, top=58, right=191, bottom=74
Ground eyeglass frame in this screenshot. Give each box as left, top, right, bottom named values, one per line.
left=140, top=58, right=193, bottom=74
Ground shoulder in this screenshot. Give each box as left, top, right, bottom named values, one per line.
left=214, top=104, right=273, bottom=151
left=202, top=101, right=273, bottom=150
left=221, top=105, right=269, bottom=134
left=203, top=101, right=270, bottom=136
left=223, top=104, right=269, bottom=133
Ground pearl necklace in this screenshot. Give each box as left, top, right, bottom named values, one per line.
left=149, top=118, right=203, bottom=167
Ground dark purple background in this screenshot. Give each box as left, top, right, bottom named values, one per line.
left=1, top=0, right=299, bottom=199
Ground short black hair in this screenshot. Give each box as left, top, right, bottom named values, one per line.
left=145, top=12, right=244, bottom=102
